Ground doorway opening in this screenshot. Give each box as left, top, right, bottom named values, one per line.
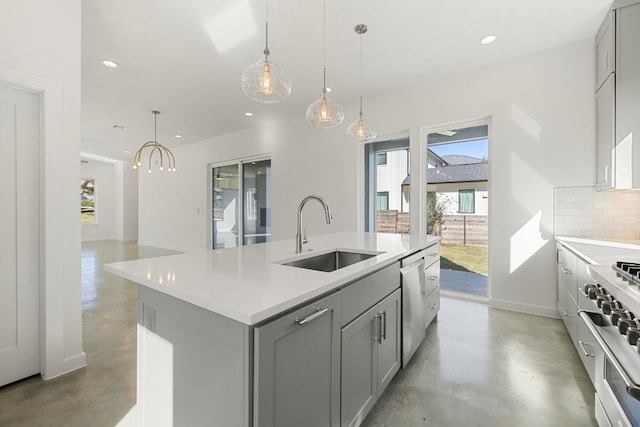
left=426, top=124, right=489, bottom=299
left=211, top=157, right=271, bottom=249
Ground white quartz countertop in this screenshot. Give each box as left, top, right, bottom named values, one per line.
left=555, top=236, right=640, bottom=266
left=555, top=236, right=640, bottom=309
left=105, top=231, right=439, bottom=325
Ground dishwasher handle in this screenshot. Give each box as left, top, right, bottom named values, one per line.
left=401, top=258, right=426, bottom=297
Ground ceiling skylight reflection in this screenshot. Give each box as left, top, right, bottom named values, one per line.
left=205, top=0, right=257, bottom=54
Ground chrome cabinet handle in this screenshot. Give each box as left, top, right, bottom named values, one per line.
left=578, top=340, right=594, bottom=357
left=561, top=267, right=572, bottom=275
left=604, top=164, right=610, bottom=183
left=373, top=314, right=380, bottom=342
left=428, top=276, right=438, bottom=281
left=430, top=302, right=439, bottom=310
left=295, top=308, right=329, bottom=326
left=560, top=307, right=570, bottom=317
left=380, top=311, right=387, bottom=341
left=605, top=51, right=612, bottom=71
left=428, top=252, right=438, bottom=258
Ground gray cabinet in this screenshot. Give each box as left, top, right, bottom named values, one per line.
left=557, top=243, right=579, bottom=347
left=596, top=74, right=615, bottom=189
left=254, top=291, right=341, bottom=427
left=596, top=10, right=615, bottom=91
left=595, top=2, right=640, bottom=190
left=341, top=289, right=401, bottom=427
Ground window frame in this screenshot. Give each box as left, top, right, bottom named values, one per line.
left=458, top=188, right=476, bottom=214
left=376, top=152, right=387, bottom=165
left=376, top=191, right=389, bottom=211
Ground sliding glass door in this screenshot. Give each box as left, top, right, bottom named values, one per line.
left=212, top=158, right=271, bottom=249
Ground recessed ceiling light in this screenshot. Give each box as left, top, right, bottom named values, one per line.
left=174, top=134, right=183, bottom=138
left=244, top=112, right=254, bottom=117
left=481, top=35, right=497, bottom=45
left=102, top=59, right=119, bottom=68
left=112, top=124, right=126, bottom=129
left=124, top=150, right=132, bottom=154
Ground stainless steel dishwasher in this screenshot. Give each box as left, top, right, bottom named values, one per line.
left=401, top=250, right=426, bottom=366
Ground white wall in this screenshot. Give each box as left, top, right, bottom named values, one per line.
left=0, top=0, right=85, bottom=378
left=80, top=158, right=139, bottom=242
left=139, top=40, right=596, bottom=317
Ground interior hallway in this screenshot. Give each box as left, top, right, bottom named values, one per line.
left=0, top=240, right=595, bottom=426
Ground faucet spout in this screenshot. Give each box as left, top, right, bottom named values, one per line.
left=296, top=195, right=332, bottom=253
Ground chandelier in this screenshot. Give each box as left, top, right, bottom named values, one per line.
left=133, top=111, right=176, bottom=173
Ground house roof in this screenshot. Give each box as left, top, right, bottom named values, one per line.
left=440, top=155, right=485, bottom=165
left=427, top=163, right=488, bottom=184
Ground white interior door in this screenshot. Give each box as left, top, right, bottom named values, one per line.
left=0, top=83, right=41, bottom=386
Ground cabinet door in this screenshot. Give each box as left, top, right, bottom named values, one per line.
left=341, top=304, right=378, bottom=427
left=254, top=292, right=341, bottom=427
left=558, top=283, right=579, bottom=349
left=377, top=289, right=401, bottom=395
left=596, top=10, right=615, bottom=91
left=557, top=245, right=578, bottom=302
left=596, top=73, right=615, bottom=190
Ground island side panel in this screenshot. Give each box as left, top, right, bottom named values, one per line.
left=138, top=286, right=251, bottom=427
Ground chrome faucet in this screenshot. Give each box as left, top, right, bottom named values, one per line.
left=296, top=195, right=332, bottom=253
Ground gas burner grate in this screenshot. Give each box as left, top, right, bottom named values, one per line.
left=613, top=262, right=640, bottom=286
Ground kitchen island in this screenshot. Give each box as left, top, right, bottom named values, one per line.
left=105, top=231, right=439, bottom=427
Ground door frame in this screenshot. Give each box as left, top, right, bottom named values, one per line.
left=419, top=116, right=492, bottom=300
left=0, top=65, right=86, bottom=379
left=206, top=153, right=271, bottom=250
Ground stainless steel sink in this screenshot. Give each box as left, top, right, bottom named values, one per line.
left=279, top=250, right=381, bottom=272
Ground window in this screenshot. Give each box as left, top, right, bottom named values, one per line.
left=376, top=152, right=387, bottom=165
left=365, top=138, right=410, bottom=233
left=376, top=192, right=389, bottom=211
left=458, top=189, right=475, bottom=214
left=212, top=158, right=271, bottom=249
left=81, top=178, right=96, bottom=224
left=427, top=191, right=436, bottom=206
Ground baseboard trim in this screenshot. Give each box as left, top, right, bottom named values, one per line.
left=43, top=351, right=87, bottom=380
left=490, top=298, right=560, bottom=319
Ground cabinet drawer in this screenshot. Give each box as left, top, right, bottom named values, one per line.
left=342, top=263, right=400, bottom=327
left=577, top=312, right=602, bottom=386
left=424, top=243, right=440, bottom=268
left=424, top=259, right=440, bottom=296
left=425, top=287, right=440, bottom=328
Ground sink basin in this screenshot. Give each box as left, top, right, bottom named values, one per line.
left=279, top=250, right=382, bottom=272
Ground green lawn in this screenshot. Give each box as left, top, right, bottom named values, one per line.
left=440, top=243, right=488, bottom=275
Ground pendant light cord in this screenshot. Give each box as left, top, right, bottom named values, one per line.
left=359, top=32, right=363, bottom=114
left=264, top=0, right=270, bottom=56
left=322, top=0, right=327, bottom=92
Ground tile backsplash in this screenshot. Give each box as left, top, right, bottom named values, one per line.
left=554, top=186, right=640, bottom=240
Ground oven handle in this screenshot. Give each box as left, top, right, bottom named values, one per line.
left=580, top=311, right=640, bottom=401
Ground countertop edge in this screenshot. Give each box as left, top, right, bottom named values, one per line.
left=105, top=234, right=440, bottom=325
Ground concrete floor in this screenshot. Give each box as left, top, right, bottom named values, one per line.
left=0, top=240, right=596, bottom=426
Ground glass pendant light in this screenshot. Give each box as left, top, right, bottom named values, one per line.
left=306, top=0, right=344, bottom=128
left=132, top=111, right=176, bottom=173
left=240, top=0, right=291, bottom=103
left=346, top=24, right=377, bottom=144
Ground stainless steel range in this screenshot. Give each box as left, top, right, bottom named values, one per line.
left=581, top=262, right=640, bottom=427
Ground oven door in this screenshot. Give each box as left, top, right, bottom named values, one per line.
left=600, top=356, right=640, bottom=427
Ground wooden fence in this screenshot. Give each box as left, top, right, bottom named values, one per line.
left=376, top=211, right=410, bottom=234
left=439, top=215, right=487, bottom=246
left=376, top=211, right=488, bottom=246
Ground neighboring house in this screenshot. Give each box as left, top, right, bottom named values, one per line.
left=427, top=158, right=488, bottom=216
left=376, top=149, right=409, bottom=212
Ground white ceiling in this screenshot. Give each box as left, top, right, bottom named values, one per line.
left=81, top=0, right=611, bottom=161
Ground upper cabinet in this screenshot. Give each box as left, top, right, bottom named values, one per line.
left=596, top=11, right=615, bottom=91
left=595, top=1, right=640, bottom=190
